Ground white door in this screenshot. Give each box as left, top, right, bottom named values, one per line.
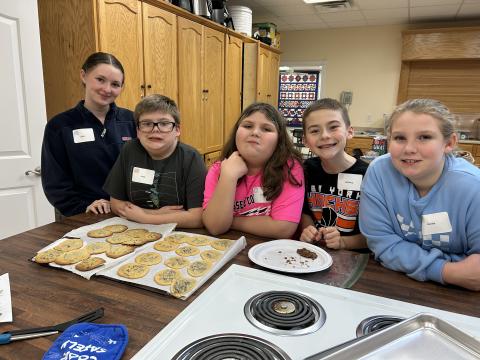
left=0, top=0, right=54, bottom=240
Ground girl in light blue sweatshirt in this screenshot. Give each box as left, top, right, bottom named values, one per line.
left=359, top=99, right=480, bottom=290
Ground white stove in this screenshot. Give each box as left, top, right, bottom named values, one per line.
left=133, top=264, right=480, bottom=360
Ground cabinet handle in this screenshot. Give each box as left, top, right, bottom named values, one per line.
left=147, top=85, right=152, bottom=89
left=140, top=85, right=145, bottom=89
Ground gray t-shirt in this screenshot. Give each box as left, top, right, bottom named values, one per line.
left=104, top=139, right=206, bottom=209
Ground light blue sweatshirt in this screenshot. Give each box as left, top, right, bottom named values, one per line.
left=359, top=154, right=480, bottom=284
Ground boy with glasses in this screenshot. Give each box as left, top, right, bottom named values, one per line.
left=103, top=94, right=206, bottom=227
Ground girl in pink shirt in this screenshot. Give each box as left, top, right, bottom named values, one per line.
left=202, top=103, right=304, bottom=239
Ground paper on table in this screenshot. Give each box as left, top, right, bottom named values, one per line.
left=0, top=273, right=12, bottom=323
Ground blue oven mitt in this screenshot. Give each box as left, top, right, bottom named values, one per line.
left=42, top=323, right=128, bottom=360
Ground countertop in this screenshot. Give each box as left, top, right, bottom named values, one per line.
left=1, top=213, right=479, bottom=359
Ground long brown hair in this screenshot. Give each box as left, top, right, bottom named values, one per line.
left=222, top=103, right=303, bottom=201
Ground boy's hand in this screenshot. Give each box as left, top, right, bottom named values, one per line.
left=122, top=202, right=147, bottom=222
left=300, top=225, right=322, bottom=243
left=321, top=227, right=343, bottom=249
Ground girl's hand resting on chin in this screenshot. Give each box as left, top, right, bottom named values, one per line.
left=221, top=151, right=248, bottom=180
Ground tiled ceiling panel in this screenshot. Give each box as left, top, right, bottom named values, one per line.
left=225, top=0, right=480, bottom=30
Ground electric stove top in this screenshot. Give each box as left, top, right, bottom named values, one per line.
left=133, top=264, right=480, bottom=360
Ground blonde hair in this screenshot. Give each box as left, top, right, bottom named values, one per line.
left=387, top=99, right=455, bottom=139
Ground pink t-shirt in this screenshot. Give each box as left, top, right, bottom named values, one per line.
left=203, top=160, right=305, bottom=223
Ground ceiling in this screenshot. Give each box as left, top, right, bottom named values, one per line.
left=225, top=0, right=480, bottom=31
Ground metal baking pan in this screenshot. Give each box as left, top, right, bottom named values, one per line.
left=310, top=313, right=480, bottom=360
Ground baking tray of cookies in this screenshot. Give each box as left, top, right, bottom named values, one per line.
left=312, top=313, right=480, bottom=360
left=95, top=232, right=247, bottom=300
left=32, top=217, right=176, bottom=279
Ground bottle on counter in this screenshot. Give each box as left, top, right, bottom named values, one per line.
left=372, top=135, right=388, bottom=156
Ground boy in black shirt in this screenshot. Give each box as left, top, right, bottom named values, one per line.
left=104, top=95, right=206, bottom=227
left=299, top=98, right=368, bottom=250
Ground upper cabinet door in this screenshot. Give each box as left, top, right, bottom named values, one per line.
left=97, top=0, right=143, bottom=110
left=224, top=35, right=243, bottom=140
left=142, top=3, right=178, bottom=102
left=203, top=27, right=225, bottom=153
left=178, top=17, right=204, bottom=153
left=257, top=47, right=270, bottom=103
left=269, top=52, right=280, bottom=107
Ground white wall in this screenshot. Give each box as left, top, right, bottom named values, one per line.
left=281, top=24, right=406, bottom=128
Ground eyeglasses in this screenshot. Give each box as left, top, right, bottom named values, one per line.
left=137, top=120, right=176, bottom=133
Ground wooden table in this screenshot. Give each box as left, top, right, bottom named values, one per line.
left=1, top=213, right=479, bottom=359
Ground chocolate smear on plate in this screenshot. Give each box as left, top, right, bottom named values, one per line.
left=297, top=248, right=318, bottom=260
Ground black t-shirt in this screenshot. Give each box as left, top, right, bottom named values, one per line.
left=303, top=157, right=369, bottom=235
left=41, top=101, right=136, bottom=216
left=104, top=139, right=206, bottom=209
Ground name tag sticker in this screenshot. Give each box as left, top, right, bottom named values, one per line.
left=337, top=173, right=363, bottom=191
left=132, top=167, right=155, bottom=185
left=72, top=128, right=95, bottom=143
left=422, top=212, right=452, bottom=236
left=253, top=187, right=267, bottom=203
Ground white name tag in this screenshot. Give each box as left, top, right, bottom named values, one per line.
left=253, top=187, right=267, bottom=203
left=337, top=173, right=363, bottom=191
left=132, top=167, right=155, bottom=185
left=422, top=212, right=452, bottom=236
left=73, top=128, right=95, bottom=143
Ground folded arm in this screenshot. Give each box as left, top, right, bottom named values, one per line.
left=111, top=198, right=202, bottom=228
left=232, top=216, right=298, bottom=239
left=359, top=179, right=447, bottom=284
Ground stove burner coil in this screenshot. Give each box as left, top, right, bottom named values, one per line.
left=244, top=291, right=326, bottom=336
left=356, top=315, right=404, bottom=337
left=172, top=333, right=292, bottom=360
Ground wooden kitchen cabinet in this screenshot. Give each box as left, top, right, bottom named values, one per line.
left=142, top=4, right=178, bottom=101
left=257, top=47, right=270, bottom=104
left=268, top=50, right=280, bottom=107
left=38, top=0, right=96, bottom=120
left=345, top=137, right=373, bottom=156
left=458, top=142, right=480, bottom=166
left=178, top=17, right=224, bottom=155
left=204, top=150, right=221, bottom=168
left=258, top=46, right=280, bottom=106
left=243, top=42, right=281, bottom=108
left=39, top=0, right=279, bottom=157
left=38, top=0, right=177, bottom=118
left=224, top=34, right=243, bottom=140
left=203, top=27, right=225, bottom=154
left=97, top=0, right=144, bottom=110
left=398, top=27, right=480, bottom=113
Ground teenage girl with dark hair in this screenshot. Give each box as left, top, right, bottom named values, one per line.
left=41, top=52, right=136, bottom=216
left=202, top=102, right=304, bottom=239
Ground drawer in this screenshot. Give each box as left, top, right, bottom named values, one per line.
left=347, top=137, right=373, bottom=149
left=204, top=151, right=222, bottom=168
left=474, top=144, right=480, bottom=156
left=457, top=143, right=474, bottom=153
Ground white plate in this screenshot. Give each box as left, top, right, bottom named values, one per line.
left=248, top=239, right=333, bottom=274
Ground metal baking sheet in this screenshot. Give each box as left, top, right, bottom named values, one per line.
left=314, top=313, right=480, bottom=360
